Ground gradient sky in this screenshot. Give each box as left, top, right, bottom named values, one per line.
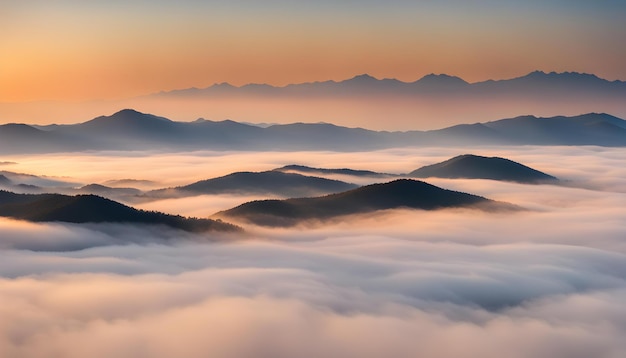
left=1, top=0, right=625, bottom=102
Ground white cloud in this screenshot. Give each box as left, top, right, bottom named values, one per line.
left=1, top=146, right=625, bottom=357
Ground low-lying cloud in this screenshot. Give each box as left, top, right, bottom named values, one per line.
left=1, top=239, right=625, bottom=358
left=1, top=146, right=625, bottom=357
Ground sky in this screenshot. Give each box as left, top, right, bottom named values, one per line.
left=1, top=0, right=626, bottom=102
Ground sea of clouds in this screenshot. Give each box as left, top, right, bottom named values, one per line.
left=1, top=146, right=625, bottom=358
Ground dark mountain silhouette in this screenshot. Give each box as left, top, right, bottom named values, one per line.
left=471, top=71, right=626, bottom=97
left=54, top=109, right=267, bottom=150
left=419, top=123, right=509, bottom=146
left=61, top=109, right=188, bottom=149
left=479, top=113, right=626, bottom=145
left=409, top=154, right=558, bottom=183
left=155, top=71, right=625, bottom=98
left=80, top=109, right=174, bottom=130
left=1, top=110, right=625, bottom=153
left=217, top=179, right=517, bottom=227
left=78, top=184, right=142, bottom=197
left=413, top=73, right=469, bottom=92
left=413, top=113, right=626, bottom=146
left=0, top=190, right=239, bottom=232
left=273, top=165, right=396, bottom=178
left=148, top=171, right=358, bottom=199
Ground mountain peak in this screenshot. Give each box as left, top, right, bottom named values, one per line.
left=149, top=170, right=358, bottom=199
left=527, top=70, right=547, bottom=76
left=112, top=108, right=144, bottom=117
left=416, top=73, right=468, bottom=86
left=344, top=74, right=378, bottom=83
left=81, top=109, right=175, bottom=130
left=521, top=70, right=602, bottom=82
left=410, top=154, right=557, bottom=183
left=0, top=191, right=240, bottom=232
left=98, top=109, right=172, bottom=123
left=211, top=82, right=236, bottom=89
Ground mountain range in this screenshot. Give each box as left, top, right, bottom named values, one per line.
left=273, top=155, right=557, bottom=184
left=2, top=71, right=625, bottom=129
left=1, top=109, right=624, bottom=153
left=216, top=179, right=518, bottom=227
left=147, top=171, right=358, bottom=199
left=154, top=71, right=626, bottom=99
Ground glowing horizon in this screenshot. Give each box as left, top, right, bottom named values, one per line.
left=2, top=1, right=625, bottom=102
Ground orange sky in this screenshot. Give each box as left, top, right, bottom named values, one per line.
left=1, top=1, right=625, bottom=102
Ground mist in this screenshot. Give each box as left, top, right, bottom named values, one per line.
left=1, top=146, right=625, bottom=357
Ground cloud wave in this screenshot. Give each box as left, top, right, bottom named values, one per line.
left=1, top=146, right=625, bottom=357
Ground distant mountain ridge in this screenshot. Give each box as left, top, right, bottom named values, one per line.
left=216, top=179, right=518, bottom=227
left=1, top=110, right=625, bottom=153
left=154, top=71, right=625, bottom=97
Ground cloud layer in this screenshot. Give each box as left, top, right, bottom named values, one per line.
left=1, top=146, right=625, bottom=357
left=1, top=238, right=625, bottom=358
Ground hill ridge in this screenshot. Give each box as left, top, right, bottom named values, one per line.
left=217, top=179, right=517, bottom=227
left=155, top=70, right=625, bottom=94
left=409, top=154, right=558, bottom=183
left=0, top=190, right=239, bottom=232
left=147, top=170, right=358, bottom=199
